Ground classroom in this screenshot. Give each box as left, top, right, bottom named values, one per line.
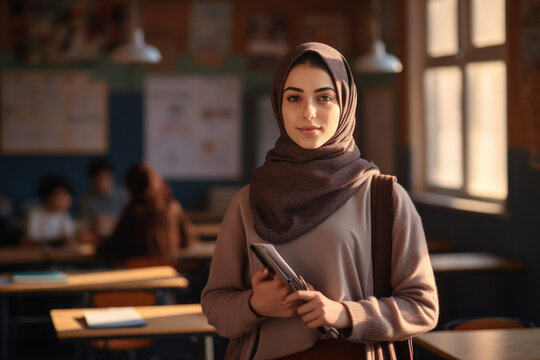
left=0, top=0, right=539, bottom=359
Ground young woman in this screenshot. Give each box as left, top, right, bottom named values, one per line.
left=201, top=42, right=438, bottom=360
left=99, top=162, right=196, bottom=261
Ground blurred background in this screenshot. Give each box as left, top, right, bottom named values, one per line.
left=0, top=0, right=539, bottom=359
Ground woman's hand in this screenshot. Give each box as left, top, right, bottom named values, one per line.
left=284, top=290, right=352, bottom=330
left=249, top=268, right=302, bottom=318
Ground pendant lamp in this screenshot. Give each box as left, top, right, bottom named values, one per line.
left=111, top=0, right=162, bottom=64
left=355, top=0, right=402, bottom=73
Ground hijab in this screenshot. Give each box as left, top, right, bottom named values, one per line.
left=249, top=42, right=378, bottom=244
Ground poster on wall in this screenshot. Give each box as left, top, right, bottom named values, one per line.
left=1, top=70, right=108, bottom=154
left=9, top=0, right=124, bottom=65
left=189, top=1, right=231, bottom=66
left=145, top=76, right=242, bottom=179
left=246, top=13, right=288, bottom=70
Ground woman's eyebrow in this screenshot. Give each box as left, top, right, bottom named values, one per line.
left=283, top=86, right=303, bottom=92
left=314, top=87, right=336, bottom=93
left=283, top=86, right=336, bottom=93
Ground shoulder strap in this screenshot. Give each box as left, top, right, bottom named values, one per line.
left=370, top=174, right=396, bottom=298
left=371, top=174, right=414, bottom=360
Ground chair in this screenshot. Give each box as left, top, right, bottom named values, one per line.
left=91, top=291, right=158, bottom=359
left=444, top=316, right=536, bottom=330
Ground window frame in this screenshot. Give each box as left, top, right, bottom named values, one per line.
left=406, top=0, right=508, bottom=215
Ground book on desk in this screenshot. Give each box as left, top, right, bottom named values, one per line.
left=83, top=307, right=147, bottom=328
left=11, top=270, right=67, bottom=283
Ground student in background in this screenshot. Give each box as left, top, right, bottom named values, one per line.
left=78, top=157, right=128, bottom=241
left=99, top=162, right=197, bottom=261
left=22, top=174, right=76, bottom=247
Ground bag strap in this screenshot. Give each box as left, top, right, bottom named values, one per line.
left=370, top=174, right=395, bottom=298
left=370, top=174, right=413, bottom=360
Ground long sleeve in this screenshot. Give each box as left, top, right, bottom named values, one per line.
left=342, top=183, right=439, bottom=342
left=201, top=189, right=265, bottom=339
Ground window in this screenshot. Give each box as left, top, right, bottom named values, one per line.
left=406, top=0, right=507, bottom=214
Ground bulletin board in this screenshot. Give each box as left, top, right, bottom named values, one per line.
left=0, top=70, right=108, bottom=154
left=144, top=75, right=242, bottom=179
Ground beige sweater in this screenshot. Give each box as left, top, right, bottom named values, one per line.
left=201, top=176, right=439, bottom=360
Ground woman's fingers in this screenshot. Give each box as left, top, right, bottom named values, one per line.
left=284, top=289, right=317, bottom=303
left=251, top=268, right=270, bottom=286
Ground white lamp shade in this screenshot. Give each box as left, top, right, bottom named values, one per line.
left=111, top=27, right=162, bottom=64
left=355, top=40, right=403, bottom=73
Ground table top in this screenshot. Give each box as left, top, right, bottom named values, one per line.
left=0, top=266, right=188, bottom=293
left=414, top=328, right=540, bottom=360
left=429, top=252, right=525, bottom=273
left=426, top=238, right=454, bottom=253
left=50, top=303, right=215, bottom=339
left=193, top=223, right=220, bottom=238
left=0, top=244, right=96, bottom=265
left=179, top=241, right=216, bottom=260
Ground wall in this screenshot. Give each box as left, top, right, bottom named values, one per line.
left=0, top=0, right=377, bottom=211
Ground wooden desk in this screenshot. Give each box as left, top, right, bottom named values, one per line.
left=187, top=210, right=224, bottom=223
left=50, top=304, right=215, bottom=360
left=0, top=244, right=96, bottom=266
left=193, top=223, right=221, bottom=239
left=0, top=266, right=188, bottom=360
left=0, top=266, right=188, bottom=293
left=430, top=252, right=525, bottom=273
left=426, top=238, right=454, bottom=253
left=414, top=328, right=540, bottom=360
left=179, top=241, right=215, bottom=261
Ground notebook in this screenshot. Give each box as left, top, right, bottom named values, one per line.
left=11, top=270, right=67, bottom=283
left=249, top=243, right=340, bottom=338
left=83, top=307, right=146, bottom=328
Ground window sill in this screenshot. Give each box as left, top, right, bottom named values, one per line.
left=410, top=191, right=507, bottom=218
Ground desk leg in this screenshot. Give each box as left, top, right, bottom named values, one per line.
left=1, top=296, right=8, bottom=360
left=203, top=335, right=214, bottom=360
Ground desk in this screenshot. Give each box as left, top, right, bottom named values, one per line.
left=0, top=266, right=188, bottom=293
left=179, top=241, right=215, bottom=261
left=426, top=238, right=454, bottom=253
left=430, top=252, right=525, bottom=273
left=193, top=223, right=221, bottom=239
left=0, top=266, right=188, bottom=360
left=0, top=244, right=96, bottom=266
left=50, top=304, right=216, bottom=360
left=414, top=328, right=540, bottom=360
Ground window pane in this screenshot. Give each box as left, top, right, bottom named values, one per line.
left=472, top=0, right=506, bottom=47
left=426, top=0, right=458, bottom=57
left=424, top=66, right=463, bottom=189
left=466, top=61, right=507, bottom=199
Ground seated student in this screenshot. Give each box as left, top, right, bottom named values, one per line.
left=22, top=175, right=76, bottom=247
left=99, top=162, right=197, bottom=261
left=78, top=157, right=128, bottom=241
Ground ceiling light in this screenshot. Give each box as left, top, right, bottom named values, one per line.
left=355, top=0, right=402, bottom=74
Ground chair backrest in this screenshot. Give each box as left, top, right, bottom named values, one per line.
left=445, top=317, right=536, bottom=331
left=92, top=291, right=157, bottom=307
left=124, top=256, right=178, bottom=269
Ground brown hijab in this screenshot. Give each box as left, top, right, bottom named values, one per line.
left=250, top=42, right=378, bottom=244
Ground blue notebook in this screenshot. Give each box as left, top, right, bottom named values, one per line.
left=11, top=270, right=67, bottom=283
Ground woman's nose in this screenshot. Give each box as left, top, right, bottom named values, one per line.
left=303, top=101, right=316, bottom=120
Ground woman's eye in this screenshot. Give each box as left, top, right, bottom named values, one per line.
left=286, top=95, right=300, bottom=102
left=318, top=95, right=332, bottom=102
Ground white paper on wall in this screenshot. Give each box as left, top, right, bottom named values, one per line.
left=144, top=76, right=242, bottom=179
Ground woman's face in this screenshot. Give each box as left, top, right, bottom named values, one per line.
left=281, top=64, right=340, bottom=149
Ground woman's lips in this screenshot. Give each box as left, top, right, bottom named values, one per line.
left=297, top=126, right=321, bottom=135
